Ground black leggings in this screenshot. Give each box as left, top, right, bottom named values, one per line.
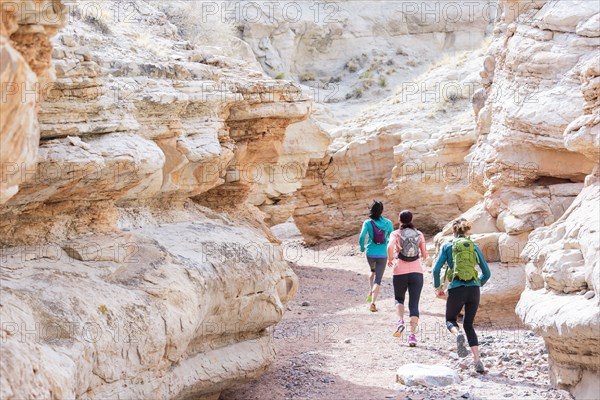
left=393, top=273, right=423, bottom=317
left=446, top=285, right=480, bottom=347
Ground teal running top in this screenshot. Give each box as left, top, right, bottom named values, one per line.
left=359, top=217, right=394, bottom=258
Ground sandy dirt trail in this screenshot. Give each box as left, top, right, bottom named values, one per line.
left=221, top=233, right=573, bottom=400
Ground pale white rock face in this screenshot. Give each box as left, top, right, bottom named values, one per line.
left=235, top=0, right=495, bottom=80
left=564, top=54, right=600, bottom=161
left=498, top=232, right=530, bottom=263
left=533, top=1, right=599, bottom=33
left=516, top=182, right=599, bottom=391
left=0, top=212, right=298, bottom=400
left=436, top=201, right=500, bottom=237
left=2, top=0, right=599, bottom=397
left=576, top=13, right=600, bottom=38
left=471, top=232, right=503, bottom=263
left=438, top=0, right=597, bottom=285
left=479, top=262, right=526, bottom=306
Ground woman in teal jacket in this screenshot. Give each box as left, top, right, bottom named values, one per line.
left=433, top=218, right=491, bottom=373
left=359, top=200, right=394, bottom=312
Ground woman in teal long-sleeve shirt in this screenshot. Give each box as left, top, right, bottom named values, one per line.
left=432, top=218, right=491, bottom=374
left=359, top=201, right=394, bottom=312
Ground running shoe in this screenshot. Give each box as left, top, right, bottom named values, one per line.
left=456, top=332, right=469, bottom=358
left=474, top=360, right=485, bottom=373
left=369, top=303, right=377, bottom=312
left=393, top=320, right=405, bottom=337
left=408, top=334, right=417, bottom=347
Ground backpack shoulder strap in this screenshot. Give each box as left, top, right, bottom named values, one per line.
left=474, top=243, right=480, bottom=264
left=394, top=230, right=402, bottom=250
left=369, top=219, right=376, bottom=230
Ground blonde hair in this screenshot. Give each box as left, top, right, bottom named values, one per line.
left=452, top=218, right=471, bottom=236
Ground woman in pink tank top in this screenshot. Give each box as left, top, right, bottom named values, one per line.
left=387, top=210, right=428, bottom=347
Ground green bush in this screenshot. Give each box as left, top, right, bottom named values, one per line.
left=300, top=72, right=316, bottom=81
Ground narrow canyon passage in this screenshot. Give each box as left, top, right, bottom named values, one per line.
left=2, top=0, right=598, bottom=397
left=221, top=233, right=573, bottom=400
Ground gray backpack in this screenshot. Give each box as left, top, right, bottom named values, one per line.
left=398, top=228, right=420, bottom=262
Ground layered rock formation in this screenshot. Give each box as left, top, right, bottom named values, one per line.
left=516, top=176, right=599, bottom=399
left=1, top=1, right=303, bottom=398
left=433, top=0, right=599, bottom=396
left=294, top=48, right=490, bottom=243
left=247, top=109, right=331, bottom=227
left=148, top=0, right=332, bottom=227
left=433, top=0, right=597, bottom=298
left=0, top=0, right=65, bottom=204
left=513, top=2, right=599, bottom=397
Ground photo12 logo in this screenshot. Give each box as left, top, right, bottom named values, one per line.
left=200, top=1, right=342, bottom=24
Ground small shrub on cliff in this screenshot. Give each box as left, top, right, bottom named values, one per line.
left=360, top=70, right=372, bottom=79
left=300, top=72, right=316, bottom=81
left=354, top=88, right=363, bottom=98
left=346, top=61, right=359, bottom=72
left=379, top=76, right=387, bottom=87
left=275, top=72, right=285, bottom=80
left=442, top=87, right=467, bottom=104
left=83, top=15, right=112, bottom=35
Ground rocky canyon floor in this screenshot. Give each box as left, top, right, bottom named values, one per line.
left=221, top=227, right=574, bottom=400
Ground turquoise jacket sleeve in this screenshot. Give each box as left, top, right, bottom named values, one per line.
left=359, top=220, right=369, bottom=252
left=474, top=244, right=491, bottom=286
left=432, top=243, right=449, bottom=288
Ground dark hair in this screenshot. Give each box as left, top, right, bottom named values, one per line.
left=399, top=210, right=415, bottom=230
left=452, top=218, right=471, bottom=236
left=369, top=200, right=383, bottom=220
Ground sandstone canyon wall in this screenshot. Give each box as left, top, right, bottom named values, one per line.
left=0, top=1, right=303, bottom=398
left=433, top=0, right=599, bottom=397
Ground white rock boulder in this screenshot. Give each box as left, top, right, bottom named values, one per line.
left=396, top=364, right=460, bottom=387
